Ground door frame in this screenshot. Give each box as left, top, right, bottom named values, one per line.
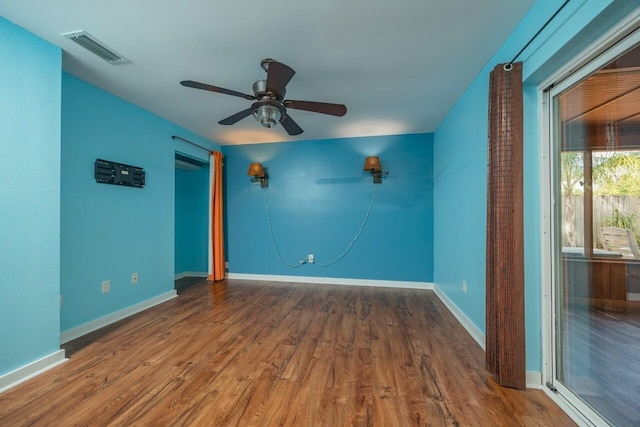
left=539, top=11, right=640, bottom=426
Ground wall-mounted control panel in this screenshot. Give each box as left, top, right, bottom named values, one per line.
left=95, top=159, right=145, bottom=188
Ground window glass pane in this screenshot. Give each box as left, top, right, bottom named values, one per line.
left=560, top=152, right=585, bottom=251
left=592, top=150, right=640, bottom=258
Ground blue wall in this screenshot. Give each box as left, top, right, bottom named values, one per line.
left=175, top=165, right=210, bottom=274
left=433, top=0, right=634, bottom=371
left=223, top=133, right=433, bottom=281
left=61, top=73, right=218, bottom=332
left=0, top=18, right=62, bottom=375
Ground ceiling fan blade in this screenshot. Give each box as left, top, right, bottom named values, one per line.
left=181, top=80, right=255, bottom=100
left=280, top=113, right=303, bottom=136
left=218, top=108, right=254, bottom=125
left=283, top=100, right=347, bottom=117
left=266, top=61, right=295, bottom=97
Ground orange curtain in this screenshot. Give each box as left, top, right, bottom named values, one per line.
left=208, top=151, right=225, bottom=281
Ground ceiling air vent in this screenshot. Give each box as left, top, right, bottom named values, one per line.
left=61, top=31, right=129, bottom=65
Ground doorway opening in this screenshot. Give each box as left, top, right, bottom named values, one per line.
left=174, top=153, right=210, bottom=294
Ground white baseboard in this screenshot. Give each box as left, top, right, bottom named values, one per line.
left=60, top=290, right=177, bottom=344
left=226, top=273, right=433, bottom=289
left=432, top=285, right=485, bottom=349
left=0, top=350, right=67, bottom=394
left=526, top=371, right=543, bottom=389
left=226, top=273, right=433, bottom=290
left=174, top=271, right=208, bottom=280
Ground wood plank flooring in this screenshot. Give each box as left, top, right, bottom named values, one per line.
left=0, top=280, right=575, bottom=426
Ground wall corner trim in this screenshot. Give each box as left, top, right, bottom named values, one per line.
left=0, top=350, right=67, bottom=394
left=226, top=273, right=433, bottom=290
left=60, top=290, right=177, bottom=344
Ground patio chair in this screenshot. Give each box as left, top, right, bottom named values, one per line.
left=599, top=227, right=640, bottom=259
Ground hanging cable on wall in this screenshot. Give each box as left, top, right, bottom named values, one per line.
left=315, top=187, right=378, bottom=268
left=263, top=188, right=304, bottom=269
left=263, top=186, right=378, bottom=269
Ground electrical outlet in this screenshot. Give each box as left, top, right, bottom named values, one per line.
left=462, top=280, right=467, bottom=294
left=225, top=262, right=229, bottom=270
left=308, top=254, right=314, bottom=264
left=102, top=280, right=110, bottom=294
left=131, top=273, right=138, bottom=284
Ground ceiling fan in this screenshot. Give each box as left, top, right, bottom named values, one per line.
left=180, top=58, right=347, bottom=136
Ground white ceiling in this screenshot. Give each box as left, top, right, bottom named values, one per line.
left=1, top=0, right=534, bottom=145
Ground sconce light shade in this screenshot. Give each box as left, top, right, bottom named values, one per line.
left=247, top=162, right=265, bottom=177
left=247, top=162, right=268, bottom=187
left=363, top=156, right=388, bottom=184
left=363, top=156, right=382, bottom=172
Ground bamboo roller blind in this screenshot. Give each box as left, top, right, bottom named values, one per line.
left=486, top=62, right=525, bottom=390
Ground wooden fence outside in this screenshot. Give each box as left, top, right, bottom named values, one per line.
left=562, top=195, right=640, bottom=247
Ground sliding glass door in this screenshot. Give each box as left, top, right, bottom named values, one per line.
left=549, top=31, right=640, bottom=426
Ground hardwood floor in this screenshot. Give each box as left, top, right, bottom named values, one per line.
left=0, top=280, right=574, bottom=426
left=175, top=276, right=205, bottom=295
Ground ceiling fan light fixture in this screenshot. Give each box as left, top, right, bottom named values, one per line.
left=180, top=59, right=347, bottom=135
left=253, top=104, right=281, bottom=128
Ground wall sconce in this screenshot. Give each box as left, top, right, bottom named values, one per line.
left=363, top=156, right=389, bottom=184
left=247, top=162, right=268, bottom=187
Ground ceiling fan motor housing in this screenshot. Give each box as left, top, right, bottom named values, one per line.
left=252, top=79, right=285, bottom=101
